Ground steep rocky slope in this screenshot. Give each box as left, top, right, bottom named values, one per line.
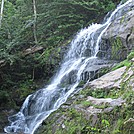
left=36, top=57, right=134, bottom=134
left=98, top=1, right=134, bottom=60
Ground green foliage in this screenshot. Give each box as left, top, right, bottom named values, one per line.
left=112, top=60, right=131, bottom=70
left=127, top=51, right=134, bottom=60
left=111, top=50, right=134, bottom=71
left=0, top=0, right=119, bottom=62
left=101, top=119, right=110, bottom=128
left=36, top=76, right=134, bottom=134
left=111, top=37, right=123, bottom=60
left=77, top=80, right=85, bottom=88
left=0, top=0, right=120, bottom=109
left=0, top=90, right=9, bottom=102
left=81, top=100, right=92, bottom=107
left=86, top=89, right=109, bottom=98
left=16, top=79, right=36, bottom=99
left=81, top=126, right=101, bottom=134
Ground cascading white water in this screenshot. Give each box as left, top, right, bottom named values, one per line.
left=4, top=0, right=133, bottom=133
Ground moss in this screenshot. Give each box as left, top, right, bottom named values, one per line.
left=77, top=80, right=86, bottom=88
left=112, top=59, right=131, bottom=70
left=78, top=87, right=122, bottom=100
left=82, top=88, right=109, bottom=98
left=120, top=15, right=125, bottom=24
left=111, top=37, right=123, bottom=60
left=81, top=100, right=92, bottom=107
left=93, top=104, right=109, bottom=109
left=127, top=51, right=134, bottom=60
left=94, top=67, right=111, bottom=80
left=37, top=91, right=134, bottom=134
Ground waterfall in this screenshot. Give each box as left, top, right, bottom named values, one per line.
left=4, top=0, right=133, bottom=134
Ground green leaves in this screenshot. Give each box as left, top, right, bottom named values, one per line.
left=0, top=0, right=119, bottom=94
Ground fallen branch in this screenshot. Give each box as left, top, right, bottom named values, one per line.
left=22, top=46, right=43, bottom=56
left=0, top=46, right=44, bottom=68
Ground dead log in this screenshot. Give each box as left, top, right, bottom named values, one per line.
left=0, top=46, right=44, bottom=68
left=22, top=46, right=43, bottom=56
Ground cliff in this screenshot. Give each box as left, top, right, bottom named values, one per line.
left=98, top=1, right=134, bottom=60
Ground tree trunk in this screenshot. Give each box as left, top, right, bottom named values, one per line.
left=33, top=0, right=38, bottom=44
left=0, top=0, right=5, bottom=28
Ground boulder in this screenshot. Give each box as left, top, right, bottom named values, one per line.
left=98, top=2, right=134, bottom=60
left=88, top=66, right=127, bottom=89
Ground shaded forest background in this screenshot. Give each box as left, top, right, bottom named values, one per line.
left=0, top=0, right=120, bottom=109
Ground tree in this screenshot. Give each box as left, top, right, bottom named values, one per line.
left=33, top=0, right=38, bottom=44
left=0, top=0, right=119, bottom=90
left=0, top=0, right=5, bottom=28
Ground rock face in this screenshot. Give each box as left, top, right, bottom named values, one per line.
left=87, top=96, right=125, bottom=107
left=98, top=2, right=134, bottom=60
left=88, top=66, right=127, bottom=89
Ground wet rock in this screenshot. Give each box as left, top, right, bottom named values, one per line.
left=0, top=109, right=16, bottom=133
left=129, top=78, right=134, bottom=91
left=78, top=95, right=85, bottom=99
left=81, top=58, right=116, bottom=82
left=61, top=70, right=78, bottom=85
left=86, top=106, right=102, bottom=114
left=99, top=2, right=134, bottom=60
left=91, top=114, right=98, bottom=126
left=83, top=49, right=91, bottom=57
left=68, top=70, right=78, bottom=84
left=87, top=96, right=125, bottom=107
left=88, top=66, right=127, bottom=89
left=103, top=107, right=113, bottom=113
